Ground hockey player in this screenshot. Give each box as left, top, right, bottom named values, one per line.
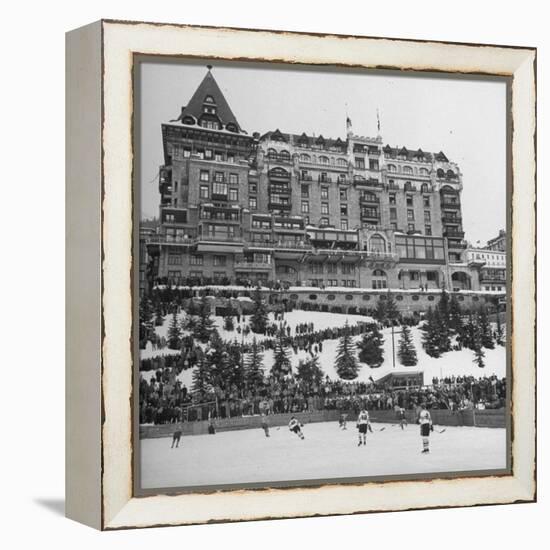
left=418, top=403, right=433, bottom=453
left=356, top=408, right=370, bottom=446
left=261, top=412, right=270, bottom=437
left=171, top=426, right=182, bottom=448
left=339, top=412, right=348, bottom=430
left=288, top=416, right=305, bottom=440
left=397, top=407, right=408, bottom=430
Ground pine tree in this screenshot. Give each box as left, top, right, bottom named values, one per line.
left=478, top=308, right=495, bottom=349
left=462, top=311, right=477, bottom=350
left=335, top=321, right=359, bottom=380
left=167, top=311, right=182, bottom=350
left=191, top=352, right=213, bottom=400
left=139, top=298, right=155, bottom=346
left=154, top=302, right=164, bottom=327
left=495, top=304, right=504, bottom=346
left=296, top=354, right=324, bottom=386
left=472, top=324, right=486, bottom=368
left=398, top=324, right=418, bottom=366
left=223, top=313, right=235, bottom=331
left=373, top=298, right=386, bottom=323
left=437, top=288, right=451, bottom=327
left=358, top=324, right=385, bottom=367
left=421, top=308, right=441, bottom=358
left=271, top=330, right=292, bottom=380
left=434, top=308, right=451, bottom=353
left=245, top=337, right=264, bottom=388
left=449, top=294, right=462, bottom=332
left=193, top=297, right=215, bottom=343
left=250, top=287, right=269, bottom=334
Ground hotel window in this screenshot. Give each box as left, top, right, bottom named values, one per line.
left=341, top=220, right=348, bottom=230
left=227, top=152, right=235, bottom=163
left=320, top=217, right=329, bottom=226
left=342, top=264, right=355, bottom=275
left=369, top=159, right=379, bottom=170
left=403, top=166, right=413, bottom=174
left=391, top=222, right=398, bottom=231
left=214, top=172, right=224, bottom=183
left=213, top=181, right=228, bottom=196
left=425, top=225, right=432, bottom=236
left=321, top=187, right=329, bottom=200
left=190, top=255, right=203, bottom=266
left=340, top=188, right=347, bottom=201
left=205, top=149, right=213, bottom=160
left=215, top=151, right=223, bottom=162
left=301, top=184, right=309, bottom=198
left=388, top=164, right=397, bottom=172
left=167, top=255, right=182, bottom=265
left=229, top=173, right=238, bottom=185
left=408, top=223, right=415, bottom=232
left=423, top=196, right=430, bottom=207
left=326, top=264, right=337, bottom=274
left=213, top=255, right=226, bottom=266
left=200, top=170, right=209, bottom=182
left=249, top=183, right=257, bottom=194
left=340, top=205, right=348, bottom=216
left=424, top=210, right=431, bottom=222
left=189, top=270, right=203, bottom=279
left=321, top=203, right=329, bottom=215
left=303, top=216, right=310, bottom=225
left=406, top=194, right=413, bottom=206
left=249, top=197, right=257, bottom=210
left=390, top=208, right=397, bottom=220
left=183, top=147, right=191, bottom=158
left=319, top=156, right=329, bottom=165
left=196, top=149, right=205, bottom=159
left=229, top=188, right=238, bottom=201
left=389, top=193, right=396, bottom=205
left=355, top=157, right=365, bottom=169
left=407, top=209, right=415, bottom=221
left=309, top=262, right=324, bottom=274
left=301, top=201, right=310, bottom=214
left=165, top=214, right=175, bottom=223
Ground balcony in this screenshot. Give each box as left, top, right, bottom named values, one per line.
left=368, top=148, right=381, bottom=156
left=234, top=261, right=273, bottom=271
left=269, top=184, right=291, bottom=195
left=211, top=193, right=228, bottom=202
left=269, top=202, right=292, bottom=211
left=444, top=229, right=465, bottom=238
left=360, top=195, right=380, bottom=205
left=266, top=154, right=292, bottom=165
left=318, top=176, right=333, bottom=183
left=442, top=214, right=462, bottom=224
left=441, top=200, right=461, bottom=209
left=147, top=234, right=195, bottom=246
left=299, top=174, right=313, bottom=182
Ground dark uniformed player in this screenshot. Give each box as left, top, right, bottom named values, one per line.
left=397, top=407, right=408, bottom=430
left=261, top=412, right=270, bottom=437
left=171, top=427, right=182, bottom=448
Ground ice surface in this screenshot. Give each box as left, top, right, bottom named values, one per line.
left=140, top=420, right=507, bottom=489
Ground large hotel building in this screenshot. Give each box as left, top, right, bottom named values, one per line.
left=143, top=68, right=505, bottom=302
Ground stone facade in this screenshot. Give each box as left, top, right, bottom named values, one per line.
left=145, top=68, right=499, bottom=297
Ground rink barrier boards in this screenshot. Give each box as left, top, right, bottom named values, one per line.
left=140, top=408, right=505, bottom=438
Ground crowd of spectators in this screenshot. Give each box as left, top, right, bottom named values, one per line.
left=139, top=371, right=506, bottom=425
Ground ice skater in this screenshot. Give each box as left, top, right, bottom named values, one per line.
left=356, top=408, right=370, bottom=446
left=418, top=403, right=433, bottom=453
left=261, top=412, right=270, bottom=437
left=171, top=426, right=183, bottom=448
left=288, top=416, right=305, bottom=440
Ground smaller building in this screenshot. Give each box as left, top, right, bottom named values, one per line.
left=465, top=245, right=506, bottom=292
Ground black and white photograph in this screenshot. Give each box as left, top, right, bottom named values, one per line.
left=136, top=59, right=509, bottom=492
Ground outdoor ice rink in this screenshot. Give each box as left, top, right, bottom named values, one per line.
left=140, top=420, right=507, bottom=489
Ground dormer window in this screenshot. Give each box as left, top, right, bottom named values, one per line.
left=202, top=95, right=217, bottom=115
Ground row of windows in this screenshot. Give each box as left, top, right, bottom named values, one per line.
left=199, top=170, right=239, bottom=184
left=199, top=183, right=239, bottom=201
left=291, top=292, right=478, bottom=303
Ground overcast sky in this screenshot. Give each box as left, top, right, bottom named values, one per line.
left=138, top=60, right=507, bottom=246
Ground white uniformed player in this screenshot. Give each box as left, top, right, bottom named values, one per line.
left=288, top=416, right=305, bottom=440
left=356, top=408, right=370, bottom=446
left=418, top=403, right=433, bottom=453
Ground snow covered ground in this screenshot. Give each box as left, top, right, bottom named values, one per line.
left=140, top=421, right=507, bottom=489
left=140, top=309, right=506, bottom=388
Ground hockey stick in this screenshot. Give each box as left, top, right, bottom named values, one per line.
left=435, top=428, right=446, bottom=434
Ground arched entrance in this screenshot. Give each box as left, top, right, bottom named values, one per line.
left=451, top=271, right=471, bottom=291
